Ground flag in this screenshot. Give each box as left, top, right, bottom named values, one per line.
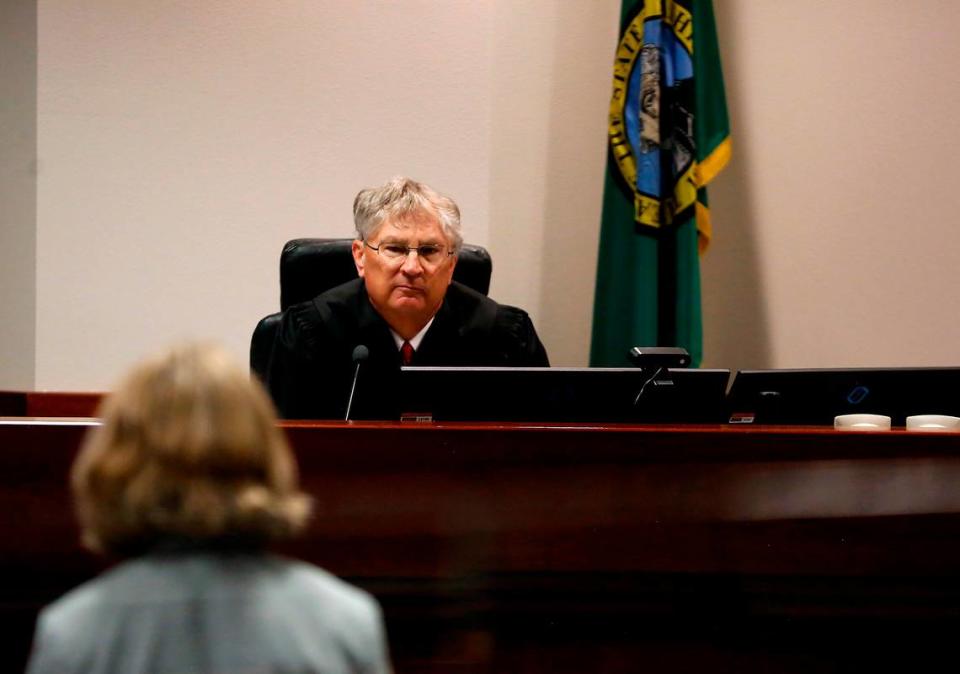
left=590, top=0, right=730, bottom=367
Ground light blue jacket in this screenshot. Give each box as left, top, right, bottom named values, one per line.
left=26, top=551, right=391, bottom=674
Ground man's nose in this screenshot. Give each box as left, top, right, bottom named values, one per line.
left=400, top=250, right=425, bottom=275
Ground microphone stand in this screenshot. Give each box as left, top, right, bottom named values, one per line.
left=344, top=345, right=369, bottom=421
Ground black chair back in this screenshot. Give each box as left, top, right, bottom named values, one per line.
left=278, top=238, right=491, bottom=309
left=251, top=238, right=492, bottom=379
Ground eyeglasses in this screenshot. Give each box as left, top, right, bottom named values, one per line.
left=364, top=240, right=454, bottom=265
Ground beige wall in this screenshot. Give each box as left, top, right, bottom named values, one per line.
left=0, top=0, right=37, bottom=389
left=31, top=0, right=615, bottom=389
left=3, top=0, right=959, bottom=390
left=703, top=0, right=960, bottom=372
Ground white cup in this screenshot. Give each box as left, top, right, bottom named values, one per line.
left=905, top=414, right=960, bottom=432
left=834, top=413, right=892, bottom=431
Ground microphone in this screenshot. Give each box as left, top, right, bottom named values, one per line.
left=344, top=345, right=369, bottom=421
left=633, top=366, right=665, bottom=406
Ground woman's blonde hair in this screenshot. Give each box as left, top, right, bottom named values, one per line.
left=73, top=342, right=311, bottom=557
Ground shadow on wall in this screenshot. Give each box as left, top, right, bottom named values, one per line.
left=537, top=1, right=616, bottom=367
left=699, top=1, right=772, bottom=372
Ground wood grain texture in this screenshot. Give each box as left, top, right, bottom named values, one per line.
left=3, top=419, right=960, bottom=671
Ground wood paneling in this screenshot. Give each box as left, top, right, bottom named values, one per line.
left=3, top=418, right=960, bottom=671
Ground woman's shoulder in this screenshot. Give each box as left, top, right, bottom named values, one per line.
left=267, top=556, right=381, bottom=614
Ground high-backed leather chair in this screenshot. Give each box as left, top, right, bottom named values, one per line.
left=250, top=238, right=493, bottom=379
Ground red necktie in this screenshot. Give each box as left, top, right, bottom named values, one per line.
left=401, top=341, right=414, bottom=366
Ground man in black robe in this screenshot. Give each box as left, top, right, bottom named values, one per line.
left=265, top=177, right=549, bottom=419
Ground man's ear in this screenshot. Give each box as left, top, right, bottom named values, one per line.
left=351, top=239, right=366, bottom=277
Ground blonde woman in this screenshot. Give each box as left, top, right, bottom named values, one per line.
left=26, top=343, right=390, bottom=674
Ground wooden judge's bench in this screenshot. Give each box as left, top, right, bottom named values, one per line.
left=3, top=391, right=960, bottom=672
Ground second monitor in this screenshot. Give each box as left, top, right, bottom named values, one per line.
left=398, top=366, right=730, bottom=424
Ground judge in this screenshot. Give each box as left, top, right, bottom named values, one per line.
left=266, top=176, right=549, bottom=419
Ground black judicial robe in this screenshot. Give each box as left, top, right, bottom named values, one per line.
left=265, top=279, right=549, bottom=419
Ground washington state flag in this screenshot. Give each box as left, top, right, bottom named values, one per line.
left=590, top=0, right=730, bottom=367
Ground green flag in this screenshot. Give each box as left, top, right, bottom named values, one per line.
left=590, top=0, right=730, bottom=367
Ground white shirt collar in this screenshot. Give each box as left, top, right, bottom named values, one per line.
left=390, top=316, right=435, bottom=353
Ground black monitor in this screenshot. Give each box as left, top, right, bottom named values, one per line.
left=726, top=367, right=960, bottom=425
left=397, top=367, right=730, bottom=423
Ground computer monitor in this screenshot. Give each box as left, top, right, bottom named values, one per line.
left=725, top=367, right=960, bottom=425
left=398, top=367, right=730, bottom=423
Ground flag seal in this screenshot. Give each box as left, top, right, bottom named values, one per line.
left=608, top=1, right=698, bottom=232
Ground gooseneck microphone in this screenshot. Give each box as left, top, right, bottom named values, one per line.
left=633, top=366, right=664, bottom=406
left=344, top=345, right=369, bottom=421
